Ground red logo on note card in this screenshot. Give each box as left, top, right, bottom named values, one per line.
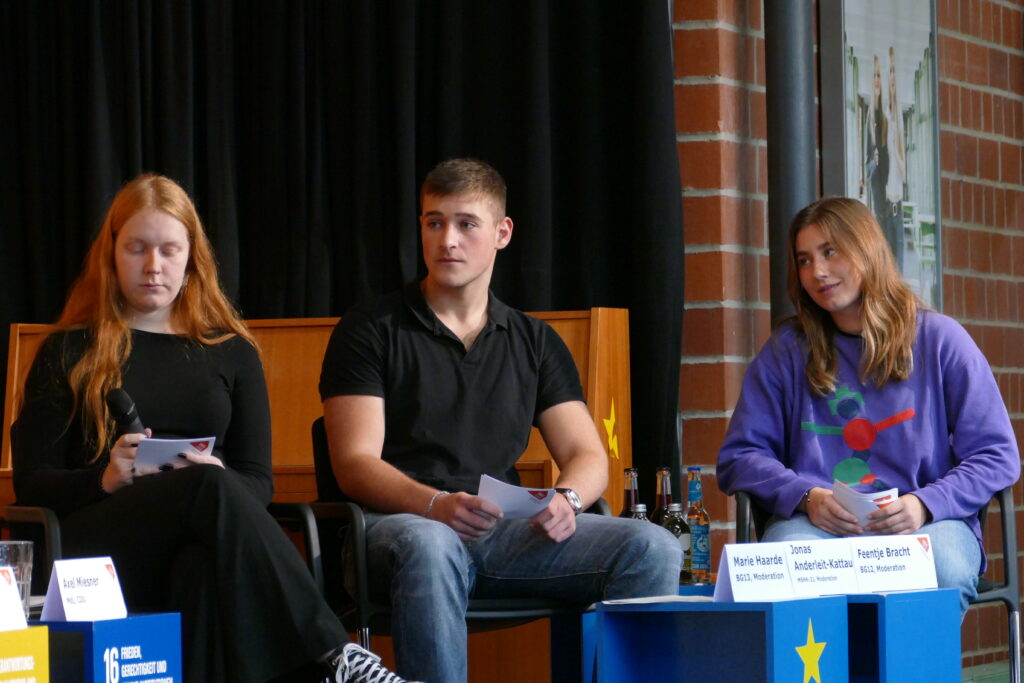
left=105, top=564, right=116, bottom=581
left=528, top=490, right=548, bottom=501
left=871, top=493, right=894, bottom=508
left=0, top=569, right=10, bottom=585
left=190, top=441, right=210, bottom=453
left=917, top=537, right=930, bottom=553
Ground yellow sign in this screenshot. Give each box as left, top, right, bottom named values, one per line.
left=603, top=399, right=619, bottom=459
left=0, top=625, right=49, bottom=681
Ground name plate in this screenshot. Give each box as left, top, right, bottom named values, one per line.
left=41, top=557, right=128, bottom=622
left=714, top=535, right=936, bottom=602
left=0, top=568, right=27, bottom=632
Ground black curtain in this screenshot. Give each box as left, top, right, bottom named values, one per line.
left=1, top=1, right=684, bottom=480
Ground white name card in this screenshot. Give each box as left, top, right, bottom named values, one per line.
left=0, top=566, right=27, bottom=631
left=787, top=539, right=860, bottom=598
left=41, top=557, right=128, bottom=622
left=850, top=534, right=937, bottom=593
left=714, top=535, right=936, bottom=602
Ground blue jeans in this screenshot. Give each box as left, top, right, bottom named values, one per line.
left=762, top=515, right=980, bottom=618
left=363, top=512, right=682, bottom=682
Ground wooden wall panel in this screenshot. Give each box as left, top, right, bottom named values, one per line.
left=3, top=310, right=632, bottom=506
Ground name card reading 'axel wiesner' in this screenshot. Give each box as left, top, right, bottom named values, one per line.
left=41, top=556, right=128, bottom=622
left=713, top=535, right=937, bottom=602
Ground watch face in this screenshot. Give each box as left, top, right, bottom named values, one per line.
left=558, top=488, right=582, bottom=514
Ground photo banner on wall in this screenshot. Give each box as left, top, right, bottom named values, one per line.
left=821, top=0, right=942, bottom=310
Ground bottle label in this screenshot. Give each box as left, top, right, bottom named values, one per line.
left=688, top=478, right=703, bottom=503
left=691, top=525, right=710, bottom=570
left=677, top=533, right=691, bottom=553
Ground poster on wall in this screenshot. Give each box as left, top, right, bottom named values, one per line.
left=821, top=0, right=942, bottom=310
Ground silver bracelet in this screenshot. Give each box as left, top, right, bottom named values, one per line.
left=424, top=490, right=450, bottom=519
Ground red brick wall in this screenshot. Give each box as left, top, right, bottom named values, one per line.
left=937, top=0, right=1024, bottom=668
left=673, top=0, right=770, bottom=568
left=673, top=0, right=1024, bottom=669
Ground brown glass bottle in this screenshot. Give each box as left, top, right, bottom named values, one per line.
left=650, top=467, right=672, bottom=526
left=619, top=467, right=640, bottom=517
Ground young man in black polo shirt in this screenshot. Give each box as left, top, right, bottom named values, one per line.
left=319, top=158, right=681, bottom=683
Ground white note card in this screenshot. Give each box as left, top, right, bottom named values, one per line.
left=0, top=566, right=27, bottom=631
left=832, top=480, right=900, bottom=528
left=477, top=475, right=555, bottom=518
left=136, top=436, right=215, bottom=468
left=41, top=557, right=128, bottom=622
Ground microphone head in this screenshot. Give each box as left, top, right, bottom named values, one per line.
left=105, top=388, right=135, bottom=420
left=105, top=388, right=145, bottom=435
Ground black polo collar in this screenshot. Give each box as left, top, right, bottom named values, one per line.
left=403, top=281, right=511, bottom=338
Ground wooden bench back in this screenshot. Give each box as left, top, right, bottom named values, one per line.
left=2, top=310, right=632, bottom=512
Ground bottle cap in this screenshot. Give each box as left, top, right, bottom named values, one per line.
left=687, top=466, right=700, bottom=472
left=631, top=503, right=648, bottom=513
left=667, top=503, right=683, bottom=512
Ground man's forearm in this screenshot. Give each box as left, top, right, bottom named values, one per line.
left=552, top=449, right=608, bottom=508
left=337, top=455, right=441, bottom=515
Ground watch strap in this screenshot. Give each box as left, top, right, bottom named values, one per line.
left=555, top=487, right=583, bottom=515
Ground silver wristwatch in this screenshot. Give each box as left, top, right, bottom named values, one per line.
left=555, top=488, right=583, bottom=515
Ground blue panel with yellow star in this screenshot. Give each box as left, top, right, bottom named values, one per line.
left=769, top=598, right=849, bottom=682
left=596, top=596, right=849, bottom=682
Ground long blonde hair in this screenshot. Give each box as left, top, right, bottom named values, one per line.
left=54, top=173, right=255, bottom=460
left=787, top=197, right=919, bottom=395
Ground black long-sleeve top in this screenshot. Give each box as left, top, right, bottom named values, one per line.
left=11, top=329, right=273, bottom=516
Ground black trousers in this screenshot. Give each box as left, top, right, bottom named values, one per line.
left=60, top=465, right=347, bottom=682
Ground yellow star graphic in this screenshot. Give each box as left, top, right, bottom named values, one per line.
left=795, top=619, right=826, bottom=683
left=602, top=399, right=619, bottom=459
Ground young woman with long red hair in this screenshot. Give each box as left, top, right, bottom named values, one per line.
left=12, top=174, right=409, bottom=682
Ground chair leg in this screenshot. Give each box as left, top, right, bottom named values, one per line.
left=1009, top=605, right=1021, bottom=683
left=357, top=627, right=371, bottom=651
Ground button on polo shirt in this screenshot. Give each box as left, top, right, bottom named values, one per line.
left=320, top=282, right=584, bottom=494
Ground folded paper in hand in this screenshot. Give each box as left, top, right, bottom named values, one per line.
left=832, top=479, right=899, bottom=528
left=478, top=475, right=555, bottom=518
left=136, top=437, right=216, bottom=468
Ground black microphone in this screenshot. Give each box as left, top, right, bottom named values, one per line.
left=105, top=388, right=146, bottom=436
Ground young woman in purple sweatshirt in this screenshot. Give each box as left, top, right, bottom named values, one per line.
left=717, top=197, right=1020, bottom=615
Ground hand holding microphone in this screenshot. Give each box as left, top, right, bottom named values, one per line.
left=103, top=389, right=151, bottom=492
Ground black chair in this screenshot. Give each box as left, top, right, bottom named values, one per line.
left=972, top=488, right=1020, bottom=683
left=734, top=487, right=1021, bottom=683
left=308, top=415, right=606, bottom=660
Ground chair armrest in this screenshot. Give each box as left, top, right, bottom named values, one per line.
left=993, top=487, right=1018, bottom=591
left=267, top=502, right=323, bottom=594
left=4, top=505, right=62, bottom=591
left=735, top=492, right=754, bottom=543
left=996, top=487, right=1017, bottom=556
left=309, top=501, right=368, bottom=615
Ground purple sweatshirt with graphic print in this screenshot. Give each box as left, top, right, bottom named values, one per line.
left=717, top=310, right=1019, bottom=560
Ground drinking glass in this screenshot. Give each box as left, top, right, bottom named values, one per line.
left=0, top=541, right=34, bottom=619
